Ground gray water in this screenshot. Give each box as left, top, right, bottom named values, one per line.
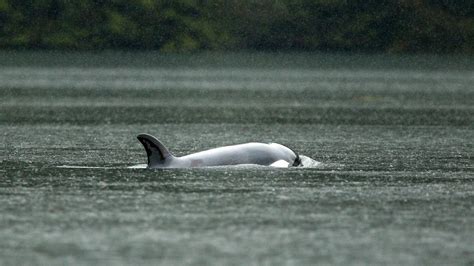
left=1, top=52, right=473, bottom=265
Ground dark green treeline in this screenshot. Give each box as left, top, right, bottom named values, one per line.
left=1, top=0, right=473, bottom=53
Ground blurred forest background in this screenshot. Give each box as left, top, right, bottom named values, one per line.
left=0, top=0, right=473, bottom=53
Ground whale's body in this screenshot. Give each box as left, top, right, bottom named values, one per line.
left=137, top=133, right=302, bottom=168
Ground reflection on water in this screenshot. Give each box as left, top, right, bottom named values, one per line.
left=0, top=67, right=472, bottom=90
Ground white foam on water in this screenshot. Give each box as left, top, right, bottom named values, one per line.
left=298, top=155, right=322, bottom=168
left=127, top=164, right=147, bottom=169
left=56, top=165, right=124, bottom=169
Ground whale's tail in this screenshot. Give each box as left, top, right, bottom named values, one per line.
left=137, top=133, right=175, bottom=168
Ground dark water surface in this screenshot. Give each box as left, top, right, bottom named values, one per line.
left=1, top=52, right=473, bottom=265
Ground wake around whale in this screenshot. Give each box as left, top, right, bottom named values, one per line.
left=136, top=133, right=303, bottom=168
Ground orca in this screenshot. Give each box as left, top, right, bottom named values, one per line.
left=136, top=133, right=302, bottom=168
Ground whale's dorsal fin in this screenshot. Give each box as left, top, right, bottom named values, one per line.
left=137, top=133, right=174, bottom=167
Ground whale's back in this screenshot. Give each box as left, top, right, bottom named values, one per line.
left=180, top=142, right=297, bottom=167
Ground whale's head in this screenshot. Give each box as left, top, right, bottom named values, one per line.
left=269, top=143, right=302, bottom=167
